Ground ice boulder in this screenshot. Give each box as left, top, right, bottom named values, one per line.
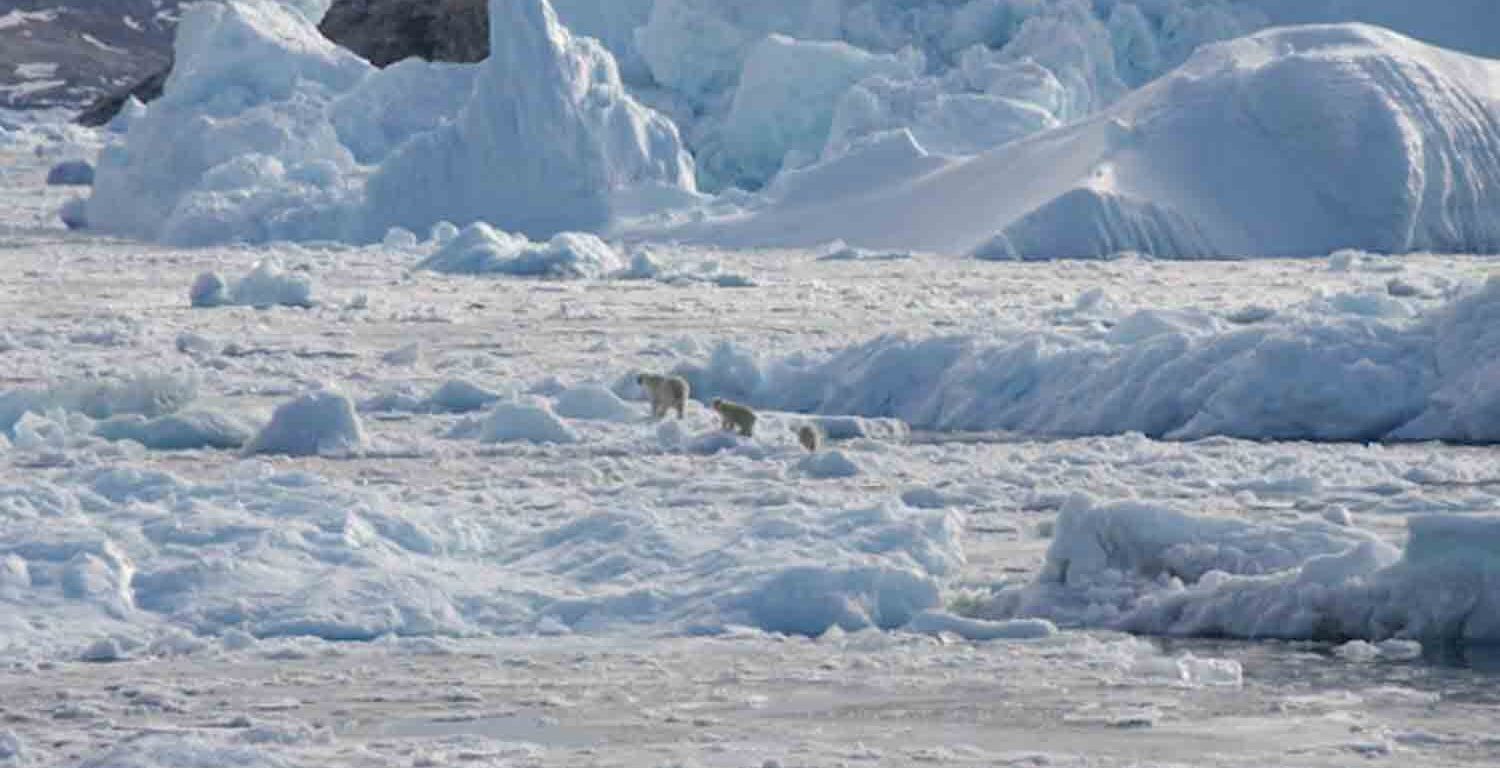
left=418, top=223, right=624, bottom=279
left=741, top=565, right=941, bottom=637
left=46, top=160, right=95, bottom=186
left=188, top=273, right=230, bottom=308
left=191, top=260, right=315, bottom=309
left=362, top=0, right=696, bottom=241
left=797, top=450, right=861, bottom=479
left=478, top=401, right=579, bottom=445
left=228, top=259, right=316, bottom=308
left=426, top=379, right=503, bottom=414
left=245, top=390, right=366, bottom=456
left=553, top=385, right=636, bottom=422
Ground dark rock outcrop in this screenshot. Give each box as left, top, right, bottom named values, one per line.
left=0, top=0, right=179, bottom=111
left=319, top=0, right=488, bottom=68
left=76, top=63, right=170, bottom=127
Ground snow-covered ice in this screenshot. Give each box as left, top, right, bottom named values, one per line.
left=244, top=389, right=365, bottom=456
left=6, top=0, right=1500, bottom=764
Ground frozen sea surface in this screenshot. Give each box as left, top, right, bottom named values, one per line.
left=5, top=120, right=1500, bottom=765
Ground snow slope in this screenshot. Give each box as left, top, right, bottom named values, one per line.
left=659, top=24, right=1500, bottom=258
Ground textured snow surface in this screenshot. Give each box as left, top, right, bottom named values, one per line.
left=10, top=147, right=1500, bottom=760
left=672, top=275, right=1500, bottom=443
left=9, top=2, right=1500, bottom=761
left=982, top=496, right=1500, bottom=645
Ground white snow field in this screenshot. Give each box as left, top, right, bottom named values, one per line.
left=6, top=0, right=1500, bottom=764
left=10, top=111, right=1500, bottom=763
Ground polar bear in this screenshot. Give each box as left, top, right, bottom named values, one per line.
left=711, top=397, right=757, bottom=437
left=637, top=373, right=689, bottom=419
left=792, top=423, right=821, bottom=452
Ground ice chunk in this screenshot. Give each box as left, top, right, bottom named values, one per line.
left=46, top=159, right=94, bottom=186
left=553, top=385, right=637, bottom=423
left=985, top=501, right=1500, bottom=645
left=362, top=0, right=695, bottom=240
left=231, top=260, right=314, bottom=308
left=740, top=565, right=940, bottom=637
left=797, top=450, right=861, bottom=479
left=0, top=375, right=198, bottom=437
left=245, top=390, right=365, bottom=457
left=418, top=224, right=624, bottom=280
left=221, top=259, right=316, bottom=309
left=478, top=401, right=579, bottom=445
left=906, top=611, right=1057, bottom=641
left=426, top=380, right=502, bottom=414
left=188, top=273, right=230, bottom=308
left=93, top=411, right=257, bottom=451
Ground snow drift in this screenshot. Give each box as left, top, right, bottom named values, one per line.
left=675, top=276, right=1500, bottom=444
left=981, top=495, right=1500, bottom=644
left=663, top=24, right=1500, bottom=258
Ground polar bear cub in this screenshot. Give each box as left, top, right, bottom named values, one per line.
left=711, top=398, right=757, bottom=437
left=637, top=373, right=689, bottom=419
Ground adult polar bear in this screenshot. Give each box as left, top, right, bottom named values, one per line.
left=638, top=373, right=690, bottom=420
